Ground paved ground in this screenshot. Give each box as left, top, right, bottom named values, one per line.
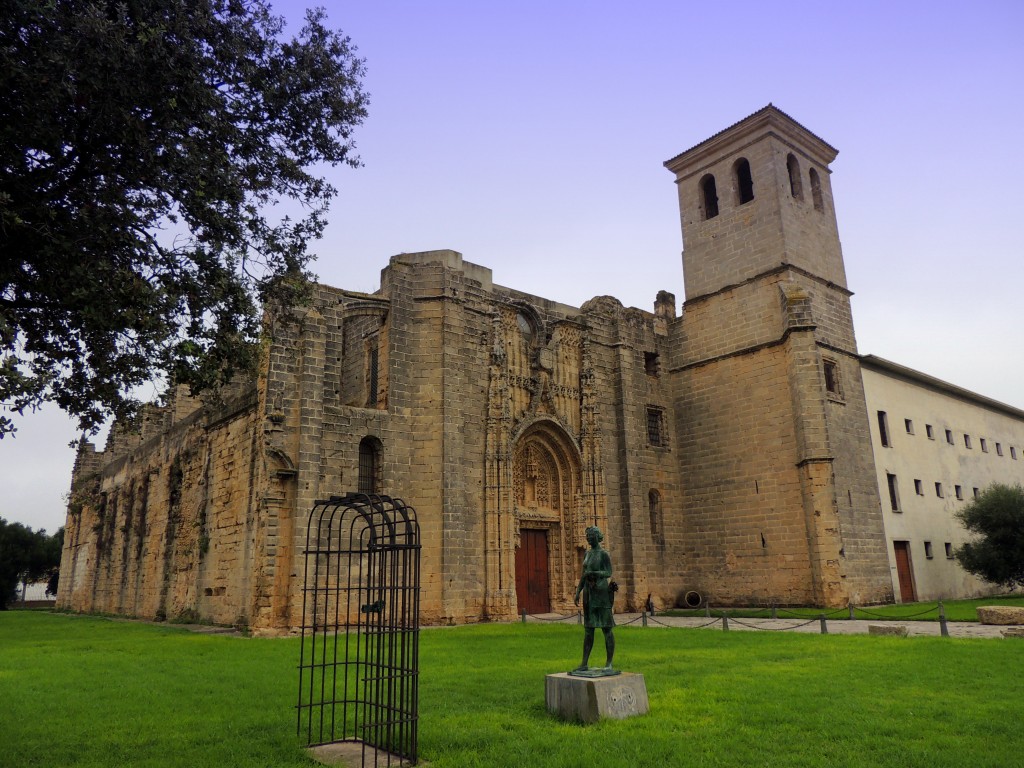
left=92, top=610, right=1021, bottom=639
left=525, top=612, right=1020, bottom=639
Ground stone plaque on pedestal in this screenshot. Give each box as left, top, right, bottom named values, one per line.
left=545, top=672, right=649, bottom=724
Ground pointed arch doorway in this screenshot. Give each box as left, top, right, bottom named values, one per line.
left=511, top=420, right=582, bottom=615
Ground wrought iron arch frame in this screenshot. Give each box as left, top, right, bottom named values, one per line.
left=297, top=493, right=420, bottom=766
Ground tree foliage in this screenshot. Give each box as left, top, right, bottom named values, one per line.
left=1, top=0, right=368, bottom=437
left=0, top=519, right=63, bottom=608
left=954, top=483, right=1024, bottom=588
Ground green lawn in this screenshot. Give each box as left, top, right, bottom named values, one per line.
left=1, top=612, right=1021, bottom=767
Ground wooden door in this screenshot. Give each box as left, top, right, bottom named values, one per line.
left=515, top=529, right=550, bottom=615
left=893, top=541, right=916, bottom=603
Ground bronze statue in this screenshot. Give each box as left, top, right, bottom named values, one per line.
left=571, top=526, right=617, bottom=675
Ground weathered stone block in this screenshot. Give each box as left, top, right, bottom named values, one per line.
left=1001, top=627, right=1024, bottom=639
left=306, top=741, right=413, bottom=767
left=868, top=624, right=908, bottom=637
left=545, top=672, right=649, bottom=724
left=978, top=606, right=1024, bottom=625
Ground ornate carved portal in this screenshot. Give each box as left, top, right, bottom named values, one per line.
left=483, top=307, right=607, bottom=620
left=510, top=424, right=580, bottom=615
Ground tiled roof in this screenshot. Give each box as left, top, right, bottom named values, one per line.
left=664, top=104, right=837, bottom=168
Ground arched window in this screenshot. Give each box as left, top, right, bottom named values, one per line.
left=516, top=311, right=534, bottom=339
left=358, top=436, right=382, bottom=494
left=648, top=489, right=662, bottom=539
left=786, top=154, right=803, bottom=200
left=809, top=167, right=823, bottom=211
left=699, top=174, right=719, bottom=220
left=734, top=158, right=754, bottom=204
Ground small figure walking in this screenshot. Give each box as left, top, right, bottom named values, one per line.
left=572, top=526, right=616, bottom=674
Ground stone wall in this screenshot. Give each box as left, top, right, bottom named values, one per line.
left=58, top=107, right=905, bottom=628
left=664, top=106, right=893, bottom=608
left=59, top=387, right=261, bottom=625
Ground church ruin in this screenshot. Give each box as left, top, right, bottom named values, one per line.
left=58, top=106, right=897, bottom=630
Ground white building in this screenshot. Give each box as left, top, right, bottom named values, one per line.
left=861, top=355, right=1024, bottom=602
left=19, top=582, right=56, bottom=602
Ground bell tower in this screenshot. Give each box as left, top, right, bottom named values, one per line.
left=664, top=106, right=893, bottom=607
left=665, top=104, right=846, bottom=300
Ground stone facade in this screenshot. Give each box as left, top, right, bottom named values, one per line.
left=60, top=384, right=262, bottom=625
left=59, top=106, right=899, bottom=630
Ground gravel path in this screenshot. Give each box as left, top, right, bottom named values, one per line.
left=526, top=612, right=1019, bottom=638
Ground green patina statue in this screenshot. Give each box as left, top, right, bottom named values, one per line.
left=571, top=526, right=618, bottom=676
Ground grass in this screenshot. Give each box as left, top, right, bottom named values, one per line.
left=660, top=594, right=1024, bottom=622
left=2, top=611, right=1022, bottom=767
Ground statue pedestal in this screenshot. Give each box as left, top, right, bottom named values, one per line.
left=545, top=672, right=649, bottom=724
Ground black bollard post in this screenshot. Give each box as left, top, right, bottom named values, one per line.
left=722, top=614, right=729, bottom=632
left=939, top=601, right=949, bottom=638
left=771, top=604, right=777, bottom=619
left=522, top=609, right=527, bottom=624
left=642, top=610, right=648, bottom=627
left=705, top=601, right=711, bottom=618
left=849, top=603, right=856, bottom=620
left=819, top=613, right=828, bottom=635
left=577, top=610, right=582, bottom=625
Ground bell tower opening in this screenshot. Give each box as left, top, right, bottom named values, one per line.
left=661, top=106, right=894, bottom=607
left=664, top=104, right=847, bottom=300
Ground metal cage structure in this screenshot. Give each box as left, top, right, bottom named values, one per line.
left=298, top=494, right=421, bottom=766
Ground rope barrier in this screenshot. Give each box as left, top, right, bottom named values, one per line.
left=520, top=602, right=952, bottom=632
left=727, top=616, right=820, bottom=631
left=774, top=608, right=807, bottom=618
left=770, top=610, right=843, bottom=622
left=767, top=604, right=941, bottom=621
left=853, top=604, right=939, bottom=620
left=774, top=606, right=847, bottom=619
left=522, top=612, right=580, bottom=623
left=645, top=614, right=723, bottom=629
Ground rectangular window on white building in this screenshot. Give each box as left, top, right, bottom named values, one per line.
left=886, top=473, right=901, bottom=512
left=878, top=411, right=891, bottom=447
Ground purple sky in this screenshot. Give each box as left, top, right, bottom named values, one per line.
left=3, top=0, right=1022, bottom=534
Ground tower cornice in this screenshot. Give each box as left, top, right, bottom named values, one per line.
left=664, top=104, right=838, bottom=179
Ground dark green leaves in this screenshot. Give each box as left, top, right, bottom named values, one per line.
left=955, top=483, right=1024, bottom=588
left=0, top=0, right=368, bottom=436
left=0, top=519, right=63, bottom=608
